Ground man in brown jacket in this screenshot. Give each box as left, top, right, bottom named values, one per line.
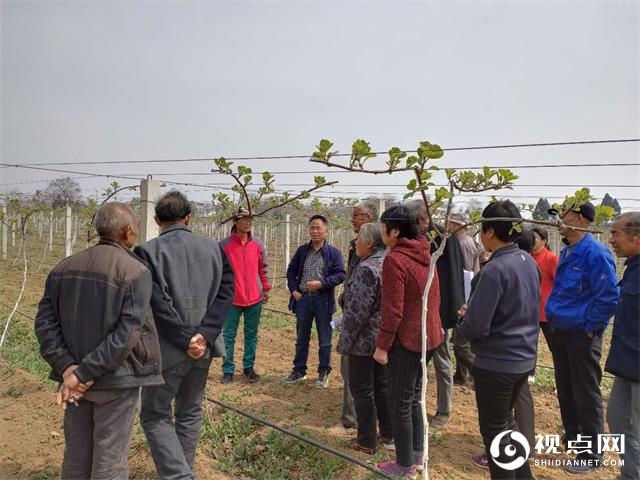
left=35, top=202, right=163, bottom=480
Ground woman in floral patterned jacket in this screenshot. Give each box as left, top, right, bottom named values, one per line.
left=337, top=222, right=393, bottom=454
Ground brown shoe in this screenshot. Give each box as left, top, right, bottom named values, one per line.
left=353, top=443, right=375, bottom=455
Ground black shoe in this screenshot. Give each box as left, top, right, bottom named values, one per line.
left=283, top=371, right=307, bottom=384
left=243, top=368, right=261, bottom=383
left=221, top=373, right=233, bottom=384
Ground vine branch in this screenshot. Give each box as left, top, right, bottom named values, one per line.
left=217, top=181, right=339, bottom=226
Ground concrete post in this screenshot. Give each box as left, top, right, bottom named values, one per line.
left=1, top=205, right=7, bottom=259
left=284, top=214, right=291, bottom=273
left=140, top=178, right=161, bottom=242
left=65, top=205, right=73, bottom=257
left=48, top=211, right=54, bottom=252
left=378, top=198, right=386, bottom=220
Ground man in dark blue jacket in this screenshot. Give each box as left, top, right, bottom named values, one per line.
left=284, top=214, right=346, bottom=388
left=545, top=201, right=618, bottom=474
left=457, top=200, right=539, bottom=480
left=605, top=212, right=640, bottom=480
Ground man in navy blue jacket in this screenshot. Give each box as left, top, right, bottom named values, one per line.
left=284, top=215, right=346, bottom=388
left=605, top=212, right=640, bottom=480
left=457, top=200, right=540, bottom=480
left=546, top=201, right=618, bottom=474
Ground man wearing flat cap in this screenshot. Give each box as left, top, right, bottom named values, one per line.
left=545, top=200, right=618, bottom=474
left=219, top=208, right=271, bottom=384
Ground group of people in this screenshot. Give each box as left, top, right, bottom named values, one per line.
left=33, top=189, right=638, bottom=480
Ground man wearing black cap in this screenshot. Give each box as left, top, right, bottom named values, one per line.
left=219, top=208, right=271, bottom=384
left=545, top=201, right=618, bottom=474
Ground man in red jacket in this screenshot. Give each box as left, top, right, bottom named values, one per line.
left=219, top=208, right=271, bottom=384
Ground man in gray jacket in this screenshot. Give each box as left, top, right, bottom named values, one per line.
left=135, top=191, right=234, bottom=480
left=35, top=202, right=163, bottom=480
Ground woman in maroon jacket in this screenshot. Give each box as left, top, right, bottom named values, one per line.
left=374, top=205, right=443, bottom=479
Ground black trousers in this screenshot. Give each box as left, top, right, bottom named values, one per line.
left=348, top=354, right=393, bottom=449
left=387, top=345, right=436, bottom=467
left=539, top=322, right=553, bottom=354
left=551, top=328, right=604, bottom=461
left=452, top=329, right=475, bottom=383
left=472, top=365, right=533, bottom=480
left=514, top=382, right=535, bottom=452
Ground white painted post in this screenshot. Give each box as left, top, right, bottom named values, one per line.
left=48, top=211, right=53, bottom=252
left=284, top=214, right=291, bottom=273
left=378, top=198, right=386, bottom=220
left=140, top=178, right=161, bottom=242
left=296, top=224, right=301, bottom=246
left=65, top=205, right=73, bottom=257
left=11, top=219, right=16, bottom=248
left=1, top=205, right=7, bottom=259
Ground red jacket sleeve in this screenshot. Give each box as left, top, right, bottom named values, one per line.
left=376, top=254, right=405, bottom=351
left=548, top=251, right=559, bottom=283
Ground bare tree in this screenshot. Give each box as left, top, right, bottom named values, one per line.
left=43, top=177, right=82, bottom=208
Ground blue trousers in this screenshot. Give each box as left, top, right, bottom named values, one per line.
left=292, top=294, right=333, bottom=375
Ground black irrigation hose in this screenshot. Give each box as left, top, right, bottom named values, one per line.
left=0, top=300, right=36, bottom=321
left=262, top=306, right=296, bottom=318
left=537, top=363, right=614, bottom=380
left=204, top=396, right=392, bottom=479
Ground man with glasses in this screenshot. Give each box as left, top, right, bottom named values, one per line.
left=284, top=215, right=346, bottom=388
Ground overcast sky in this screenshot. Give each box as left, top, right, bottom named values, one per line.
left=1, top=0, right=638, bottom=210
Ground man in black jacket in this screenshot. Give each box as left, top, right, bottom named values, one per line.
left=35, top=202, right=163, bottom=480
left=135, top=191, right=234, bottom=480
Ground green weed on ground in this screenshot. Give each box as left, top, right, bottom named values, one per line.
left=201, top=408, right=346, bottom=479
left=260, top=312, right=292, bottom=330
left=0, top=315, right=51, bottom=382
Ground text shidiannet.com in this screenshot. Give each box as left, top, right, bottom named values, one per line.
left=533, top=434, right=625, bottom=469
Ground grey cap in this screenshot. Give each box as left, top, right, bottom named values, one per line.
left=448, top=212, right=467, bottom=225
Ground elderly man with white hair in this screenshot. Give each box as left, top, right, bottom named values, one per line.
left=35, top=202, right=163, bottom=480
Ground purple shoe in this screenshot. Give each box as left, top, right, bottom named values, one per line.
left=377, top=460, right=418, bottom=479
left=471, top=453, right=489, bottom=470
left=414, top=453, right=425, bottom=473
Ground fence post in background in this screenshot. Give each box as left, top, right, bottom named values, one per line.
left=140, top=177, right=161, bottom=242
left=284, top=214, right=291, bottom=273
left=48, top=211, right=54, bottom=252
left=263, top=224, right=268, bottom=250
left=11, top=218, right=16, bottom=248
left=378, top=198, right=386, bottom=219
left=64, top=205, right=73, bottom=257
left=296, top=224, right=301, bottom=246
left=1, top=205, right=7, bottom=259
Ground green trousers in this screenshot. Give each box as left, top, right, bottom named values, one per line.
left=222, top=303, right=262, bottom=375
